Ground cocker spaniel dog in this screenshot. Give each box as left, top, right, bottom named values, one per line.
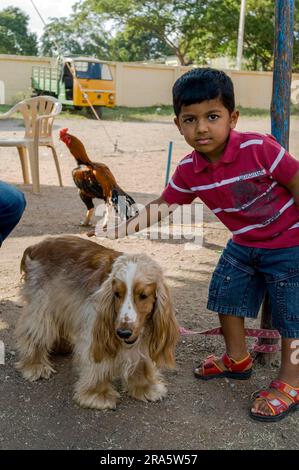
left=15, top=235, right=179, bottom=410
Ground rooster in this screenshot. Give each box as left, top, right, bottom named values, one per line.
left=60, top=128, right=138, bottom=227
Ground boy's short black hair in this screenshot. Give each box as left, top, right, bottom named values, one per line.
left=173, top=67, right=235, bottom=117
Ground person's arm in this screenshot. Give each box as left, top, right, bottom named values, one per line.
left=260, top=135, right=299, bottom=202
left=284, top=169, right=299, bottom=206
left=87, top=196, right=176, bottom=239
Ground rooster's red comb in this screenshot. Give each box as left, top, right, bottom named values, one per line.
left=59, top=128, right=69, bottom=139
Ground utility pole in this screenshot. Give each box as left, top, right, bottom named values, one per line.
left=271, top=0, right=294, bottom=150
left=236, top=0, right=246, bottom=70
left=258, top=0, right=294, bottom=364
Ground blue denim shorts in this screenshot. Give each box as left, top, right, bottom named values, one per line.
left=0, top=181, right=26, bottom=245
left=207, top=239, right=299, bottom=338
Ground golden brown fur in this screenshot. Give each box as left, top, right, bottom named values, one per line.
left=16, top=235, right=179, bottom=410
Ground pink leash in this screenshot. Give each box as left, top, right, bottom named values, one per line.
left=179, top=326, right=280, bottom=353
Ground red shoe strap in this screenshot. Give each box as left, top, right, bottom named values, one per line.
left=202, top=355, right=223, bottom=372
left=222, top=352, right=252, bottom=372
left=256, top=390, right=289, bottom=415
left=270, top=379, right=299, bottom=403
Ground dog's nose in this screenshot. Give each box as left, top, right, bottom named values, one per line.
left=116, top=328, right=133, bottom=339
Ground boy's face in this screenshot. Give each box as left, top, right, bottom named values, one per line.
left=174, top=98, right=239, bottom=162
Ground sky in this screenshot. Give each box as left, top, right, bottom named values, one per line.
left=0, top=0, right=78, bottom=37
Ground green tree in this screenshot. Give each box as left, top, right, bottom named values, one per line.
left=80, top=0, right=299, bottom=71
left=183, top=0, right=274, bottom=70
left=188, top=0, right=298, bottom=71
left=41, top=3, right=173, bottom=62
left=40, top=0, right=299, bottom=71
left=242, top=0, right=274, bottom=70
left=110, top=25, right=173, bottom=62
left=81, top=0, right=205, bottom=65
left=241, top=0, right=298, bottom=71
left=40, top=11, right=111, bottom=58
left=0, top=7, right=38, bottom=55
left=186, top=0, right=240, bottom=65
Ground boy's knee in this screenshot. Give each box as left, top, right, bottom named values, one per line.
left=0, top=186, right=26, bottom=245
left=18, top=192, right=26, bottom=215
left=0, top=183, right=25, bottom=210
left=3, top=187, right=26, bottom=220
left=11, top=190, right=26, bottom=218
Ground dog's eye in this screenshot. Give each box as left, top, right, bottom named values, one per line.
left=139, top=293, right=147, bottom=300
left=114, top=292, right=120, bottom=298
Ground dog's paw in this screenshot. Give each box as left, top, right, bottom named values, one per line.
left=16, top=362, right=56, bottom=382
left=129, top=382, right=168, bottom=402
left=74, top=389, right=120, bottom=410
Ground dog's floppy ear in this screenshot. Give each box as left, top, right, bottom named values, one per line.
left=149, top=278, right=179, bottom=368
left=91, top=276, right=119, bottom=362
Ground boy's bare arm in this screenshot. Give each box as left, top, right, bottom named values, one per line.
left=87, top=196, right=176, bottom=239
left=285, top=170, right=299, bottom=206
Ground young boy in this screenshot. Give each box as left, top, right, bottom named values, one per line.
left=90, top=68, right=299, bottom=422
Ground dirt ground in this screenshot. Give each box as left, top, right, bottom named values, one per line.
left=0, top=114, right=299, bottom=450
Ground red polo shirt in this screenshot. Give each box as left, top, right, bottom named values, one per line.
left=162, top=130, right=299, bottom=248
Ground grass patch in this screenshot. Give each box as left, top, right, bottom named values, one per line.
left=0, top=104, right=86, bottom=120
left=103, top=105, right=174, bottom=121
left=57, top=104, right=174, bottom=121
left=1, top=103, right=298, bottom=122
left=0, top=104, right=11, bottom=114
left=238, top=104, right=299, bottom=117
left=237, top=106, right=269, bottom=117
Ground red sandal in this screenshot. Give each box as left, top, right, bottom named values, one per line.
left=249, top=379, right=299, bottom=422
left=194, top=352, right=253, bottom=380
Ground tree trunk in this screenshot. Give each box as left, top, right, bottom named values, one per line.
left=176, top=50, right=188, bottom=65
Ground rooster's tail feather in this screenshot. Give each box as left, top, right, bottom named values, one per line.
left=111, top=187, right=138, bottom=220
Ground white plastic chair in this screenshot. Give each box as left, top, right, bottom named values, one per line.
left=0, top=96, right=63, bottom=193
